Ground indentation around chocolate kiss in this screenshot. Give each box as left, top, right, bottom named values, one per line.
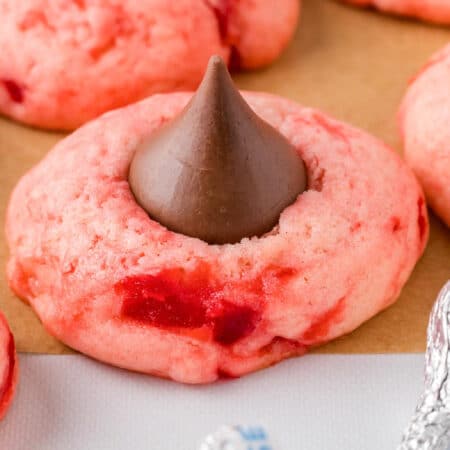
left=128, top=55, right=307, bottom=245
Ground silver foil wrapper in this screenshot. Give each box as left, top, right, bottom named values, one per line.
left=199, top=425, right=273, bottom=450
left=398, top=281, right=450, bottom=450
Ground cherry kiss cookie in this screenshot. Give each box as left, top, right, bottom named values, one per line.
left=399, top=44, right=450, bottom=227
left=0, top=0, right=299, bottom=130
left=0, top=312, right=17, bottom=420
left=7, top=57, right=427, bottom=384
left=342, top=0, right=450, bottom=24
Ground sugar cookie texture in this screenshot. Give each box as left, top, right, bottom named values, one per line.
left=342, top=0, right=450, bottom=24
left=399, top=44, right=450, bottom=227
left=7, top=92, right=427, bottom=383
left=0, top=312, right=17, bottom=420
left=0, top=0, right=299, bottom=130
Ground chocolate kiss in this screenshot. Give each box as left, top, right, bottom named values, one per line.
left=129, top=55, right=307, bottom=244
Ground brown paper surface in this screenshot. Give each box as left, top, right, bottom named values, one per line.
left=0, top=0, right=449, bottom=355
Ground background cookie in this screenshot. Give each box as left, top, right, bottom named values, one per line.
left=342, top=0, right=450, bottom=24
left=6, top=92, right=427, bottom=383
left=0, top=0, right=299, bottom=130
left=0, top=312, right=17, bottom=420
left=399, top=44, right=450, bottom=227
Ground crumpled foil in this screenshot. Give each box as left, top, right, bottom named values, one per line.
left=398, top=281, right=450, bottom=450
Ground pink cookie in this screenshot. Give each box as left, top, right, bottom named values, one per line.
left=342, top=0, right=450, bottom=24
left=6, top=92, right=427, bottom=383
left=0, top=312, right=17, bottom=420
left=0, top=0, right=299, bottom=130
left=399, top=44, right=450, bottom=227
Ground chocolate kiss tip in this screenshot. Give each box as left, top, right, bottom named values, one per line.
left=209, top=54, right=225, bottom=67
left=129, top=56, right=307, bottom=245
left=206, top=55, right=230, bottom=77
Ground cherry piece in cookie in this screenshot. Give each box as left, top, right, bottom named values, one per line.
left=117, top=267, right=261, bottom=346
left=0, top=312, right=18, bottom=420
left=6, top=62, right=427, bottom=383
left=129, top=56, right=307, bottom=244
left=2, top=79, right=24, bottom=103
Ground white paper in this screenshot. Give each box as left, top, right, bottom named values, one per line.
left=0, top=354, right=424, bottom=450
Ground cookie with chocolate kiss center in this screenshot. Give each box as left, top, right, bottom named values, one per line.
left=129, top=55, right=307, bottom=244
